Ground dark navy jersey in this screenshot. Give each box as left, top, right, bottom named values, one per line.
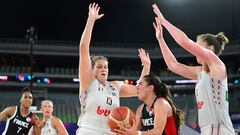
left=140, top=97, right=157, bottom=131
left=140, top=97, right=177, bottom=135
left=2, top=106, right=34, bottom=135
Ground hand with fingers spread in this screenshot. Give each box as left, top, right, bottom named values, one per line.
left=88, top=3, right=104, bottom=21
left=152, top=4, right=165, bottom=23
left=138, top=48, right=151, bottom=67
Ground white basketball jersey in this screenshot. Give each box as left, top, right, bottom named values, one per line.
left=195, top=71, right=234, bottom=132
left=77, top=79, right=120, bottom=135
left=41, top=117, right=58, bottom=135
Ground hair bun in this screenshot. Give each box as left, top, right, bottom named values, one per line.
left=216, top=32, right=229, bottom=51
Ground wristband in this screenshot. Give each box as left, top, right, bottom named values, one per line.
left=138, top=131, right=142, bottom=135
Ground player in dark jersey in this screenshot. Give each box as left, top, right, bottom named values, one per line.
left=0, top=87, right=41, bottom=135
left=115, top=75, right=184, bottom=135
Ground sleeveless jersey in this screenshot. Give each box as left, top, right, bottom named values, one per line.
left=195, top=71, right=234, bottom=132
left=41, top=117, right=58, bottom=135
left=2, top=106, right=34, bottom=135
left=77, top=79, right=120, bottom=134
left=140, top=97, right=177, bottom=135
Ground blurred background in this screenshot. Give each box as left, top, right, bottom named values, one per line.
left=0, top=0, right=239, bottom=134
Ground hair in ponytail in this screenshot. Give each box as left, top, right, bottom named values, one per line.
left=197, top=32, right=229, bottom=56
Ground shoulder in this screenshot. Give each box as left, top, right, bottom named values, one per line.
left=155, top=98, right=171, bottom=110
left=6, top=106, right=17, bottom=117
left=51, top=117, right=64, bottom=126
left=52, top=116, right=61, bottom=122
left=7, top=106, right=16, bottom=111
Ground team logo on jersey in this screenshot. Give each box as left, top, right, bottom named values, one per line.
left=197, top=101, right=203, bottom=109
left=26, top=117, right=31, bottom=122
left=96, top=106, right=111, bottom=116
left=106, top=97, right=113, bottom=105
left=149, top=108, right=154, bottom=116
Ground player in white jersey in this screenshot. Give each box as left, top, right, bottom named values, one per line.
left=40, top=100, right=68, bottom=135
left=152, top=4, right=234, bottom=135
left=77, top=3, right=151, bottom=135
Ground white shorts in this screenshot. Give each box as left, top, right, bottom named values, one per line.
left=200, top=124, right=234, bottom=135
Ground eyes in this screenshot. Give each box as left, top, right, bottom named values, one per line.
left=43, top=105, right=52, bottom=108
left=23, top=95, right=33, bottom=100
left=96, top=65, right=108, bottom=69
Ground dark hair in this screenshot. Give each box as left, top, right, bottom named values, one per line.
left=91, top=55, right=108, bottom=69
left=197, top=32, right=229, bottom=56
left=21, top=87, right=32, bottom=95
left=143, top=75, right=185, bottom=129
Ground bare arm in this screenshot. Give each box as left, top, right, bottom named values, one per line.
left=112, top=48, right=151, bottom=97
left=135, top=104, right=144, bottom=130
left=140, top=99, right=171, bottom=135
left=0, top=106, right=15, bottom=121
left=138, top=48, right=151, bottom=82
left=153, top=17, right=200, bottom=80
left=152, top=4, right=225, bottom=79
left=79, top=3, right=104, bottom=93
left=52, top=117, right=69, bottom=135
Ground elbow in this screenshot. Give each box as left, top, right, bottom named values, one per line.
left=153, top=129, right=164, bottom=135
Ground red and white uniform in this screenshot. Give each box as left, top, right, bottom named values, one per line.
left=195, top=71, right=234, bottom=135
left=77, top=79, right=120, bottom=135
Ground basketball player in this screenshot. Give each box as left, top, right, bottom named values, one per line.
left=77, top=3, right=151, bottom=135
left=115, top=75, right=184, bottom=135
left=152, top=4, right=235, bottom=135
left=0, top=87, right=41, bottom=135
left=39, top=100, right=68, bottom=135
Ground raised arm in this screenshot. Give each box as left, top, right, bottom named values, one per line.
left=138, top=48, right=151, bottom=82
left=152, top=4, right=225, bottom=79
left=153, top=17, right=200, bottom=80
left=112, top=48, right=151, bottom=97
left=79, top=3, right=104, bottom=93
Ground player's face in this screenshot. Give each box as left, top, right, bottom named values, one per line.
left=137, top=79, right=150, bottom=100
left=93, top=60, right=109, bottom=84
left=20, top=92, right=33, bottom=108
left=41, top=102, right=53, bottom=118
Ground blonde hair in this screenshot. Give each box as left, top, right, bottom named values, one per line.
left=41, top=100, right=53, bottom=108
left=91, top=55, right=108, bottom=69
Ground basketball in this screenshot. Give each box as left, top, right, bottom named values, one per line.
left=108, top=106, right=135, bottom=132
